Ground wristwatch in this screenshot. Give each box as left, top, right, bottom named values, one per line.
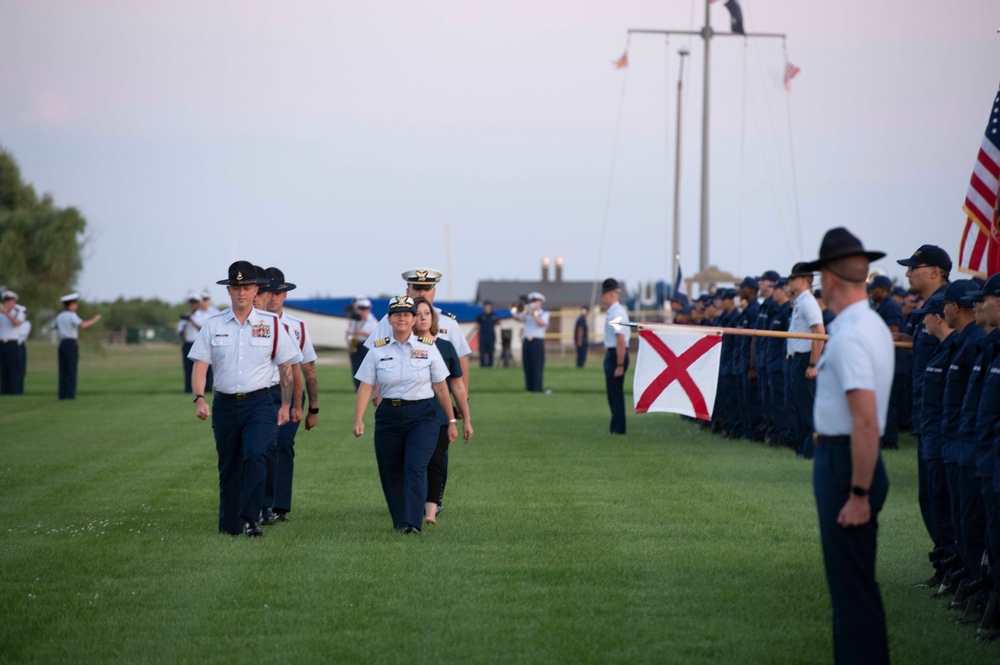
left=193, top=394, right=204, bottom=403
left=851, top=485, right=870, bottom=498
left=308, top=407, right=319, bottom=415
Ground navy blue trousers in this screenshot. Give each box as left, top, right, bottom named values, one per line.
left=982, top=482, right=1000, bottom=590
left=522, top=339, right=545, bottom=392
left=57, top=339, right=78, bottom=399
left=182, top=342, right=194, bottom=393
left=604, top=349, right=629, bottom=434
left=479, top=336, right=495, bottom=368
left=958, top=466, right=986, bottom=581
left=740, top=373, right=762, bottom=440
left=373, top=400, right=438, bottom=531
left=0, top=340, right=22, bottom=395
left=926, top=458, right=956, bottom=558
left=211, top=393, right=276, bottom=534
left=945, top=462, right=963, bottom=569
left=814, top=444, right=889, bottom=665
left=576, top=344, right=587, bottom=368
left=880, top=375, right=903, bottom=447
left=17, top=342, right=26, bottom=393
left=265, top=393, right=301, bottom=514
left=768, top=370, right=792, bottom=447
left=426, top=424, right=450, bottom=505
left=785, top=354, right=815, bottom=458
left=916, top=438, right=936, bottom=547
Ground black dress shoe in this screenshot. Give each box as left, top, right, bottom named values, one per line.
left=273, top=512, right=288, bottom=523
left=402, top=525, right=420, bottom=535
left=245, top=521, right=263, bottom=537
left=260, top=507, right=278, bottom=525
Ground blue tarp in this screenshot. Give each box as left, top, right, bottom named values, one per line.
left=285, top=298, right=511, bottom=323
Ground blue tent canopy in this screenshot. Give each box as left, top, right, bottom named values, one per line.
left=284, top=298, right=511, bottom=323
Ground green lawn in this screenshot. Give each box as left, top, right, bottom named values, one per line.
left=0, top=343, right=990, bottom=663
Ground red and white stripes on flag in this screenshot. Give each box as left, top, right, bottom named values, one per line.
left=783, top=62, right=801, bottom=92
left=633, top=328, right=722, bottom=421
left=958, top=89, right=1000, bottom=278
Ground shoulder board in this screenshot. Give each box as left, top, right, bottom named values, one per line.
left=439, top=310, right=457, bottom=320
left=417, top=336, right=435, bottom=345
left=374, top=337, right=391, bottom=347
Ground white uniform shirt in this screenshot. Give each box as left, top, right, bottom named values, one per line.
left=355, top=333, right=449, bottom=400
left=187, top=307, right=298, bottom=394
left=53, top=311, right=82, bottom=340
left=787, top=290, right=823, bottom=354
left=0, top=305, right=24, bottom=340
left=281, top=311, right=318, bottom=364
left=604, top=301, right=631, bottom=348
left=515, top=307, right=550, bottom=340
left=813, top=299, right=894, bottom=436
left=15, top=306, right=30, bottom=344
left=364, top=306, right=472, bottom=357
left=177, top=309, right=206, bottom=343
left=348, top=312, right=378, bottom=344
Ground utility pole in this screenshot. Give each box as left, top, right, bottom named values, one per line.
left=629, top=1, right=786, bottom=272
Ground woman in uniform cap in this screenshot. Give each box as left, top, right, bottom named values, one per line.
left=353, top=296, right=459, bottom=534
left=411, top=296, right=473, bottom=524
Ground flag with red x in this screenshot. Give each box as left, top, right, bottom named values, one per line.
left=633, top=328, right=723, bottom=420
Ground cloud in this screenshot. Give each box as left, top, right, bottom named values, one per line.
left=21, top=92, right=75, bottom=128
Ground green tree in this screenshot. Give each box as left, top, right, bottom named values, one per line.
left=0, top=147, right=87, bottom=307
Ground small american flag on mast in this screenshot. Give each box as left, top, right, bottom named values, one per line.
left=783, top=62, right=801, bottom=92
left=958, top=89, right=1000, bottom=278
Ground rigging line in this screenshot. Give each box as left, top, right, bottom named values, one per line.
left=738, top=37, right=749, bottom=275
left=782, top=39, right=805, bottom=258
left=743, top=43, right=796, bottom=260
left=591, top=51, right=631, bottom=311
left=751, top=41, right=799, bottom=257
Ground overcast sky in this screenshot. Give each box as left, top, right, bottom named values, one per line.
left=1, top=0, right=997, bottom=304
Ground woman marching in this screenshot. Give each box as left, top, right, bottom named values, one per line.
left=411, top=296, right=473, bottom=525
left=352, top=296, right=470, bottom=534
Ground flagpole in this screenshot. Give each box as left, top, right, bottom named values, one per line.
left=609, top=318, right=913, bottom=348
left=672, top=48, right=689, bottom=288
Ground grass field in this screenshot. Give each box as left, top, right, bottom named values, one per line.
left=0, top=342, right=992, bottom=664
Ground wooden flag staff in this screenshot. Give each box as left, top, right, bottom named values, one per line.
left=608, top=317, right=913, bottom=349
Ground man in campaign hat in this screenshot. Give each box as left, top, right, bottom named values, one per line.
left=802, top=227, right=891, bottom=665
left=261, top=266, right=319, bottom=525
left=187, top=261, right=298, bottom=537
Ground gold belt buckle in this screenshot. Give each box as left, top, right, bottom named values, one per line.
left=236, top=393, right=248, bottom=401
left=391, top=399, right=402, bottom=407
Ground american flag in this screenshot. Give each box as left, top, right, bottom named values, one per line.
left=783, top=62, right=801, bottom=92
left=958, top=89, right=1000, bottom=278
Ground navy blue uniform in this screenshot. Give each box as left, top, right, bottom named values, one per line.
left=713, top=307, right=740, bottom=436
left=753, top=298, right=773, bottom=439
left=903, top=283, right=947, bottom=543
left=475, top=310, right=499, bottom=368
left=767, top=300, right=792, bottom=447
left=921, top=332, right=957, bottom=558
left=427, top=338, right=462, bottom=507
left=736, top=297, right=761, bottom=440
left=972, top=331, right=1000, bottom=593
left=874, top=297, right=905, bottom=447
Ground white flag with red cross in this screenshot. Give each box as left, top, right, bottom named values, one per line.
left=633, top=328, right=723, bottom=421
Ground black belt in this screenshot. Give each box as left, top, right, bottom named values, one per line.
left=385, top=398, right=430, bottom=407
left=215, top=387, right=273, bottom=401
left=786, top=352, right=810, bottom=359
left=817, top=435, right=850, bottom=446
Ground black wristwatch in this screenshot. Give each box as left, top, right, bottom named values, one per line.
left=807, top=362, right=817, bottom=368
left=308, top=407, right=319, bottom=415
left=851, top=485, right=870, bottom=498
left=193, top=394, right=204, bottom=403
